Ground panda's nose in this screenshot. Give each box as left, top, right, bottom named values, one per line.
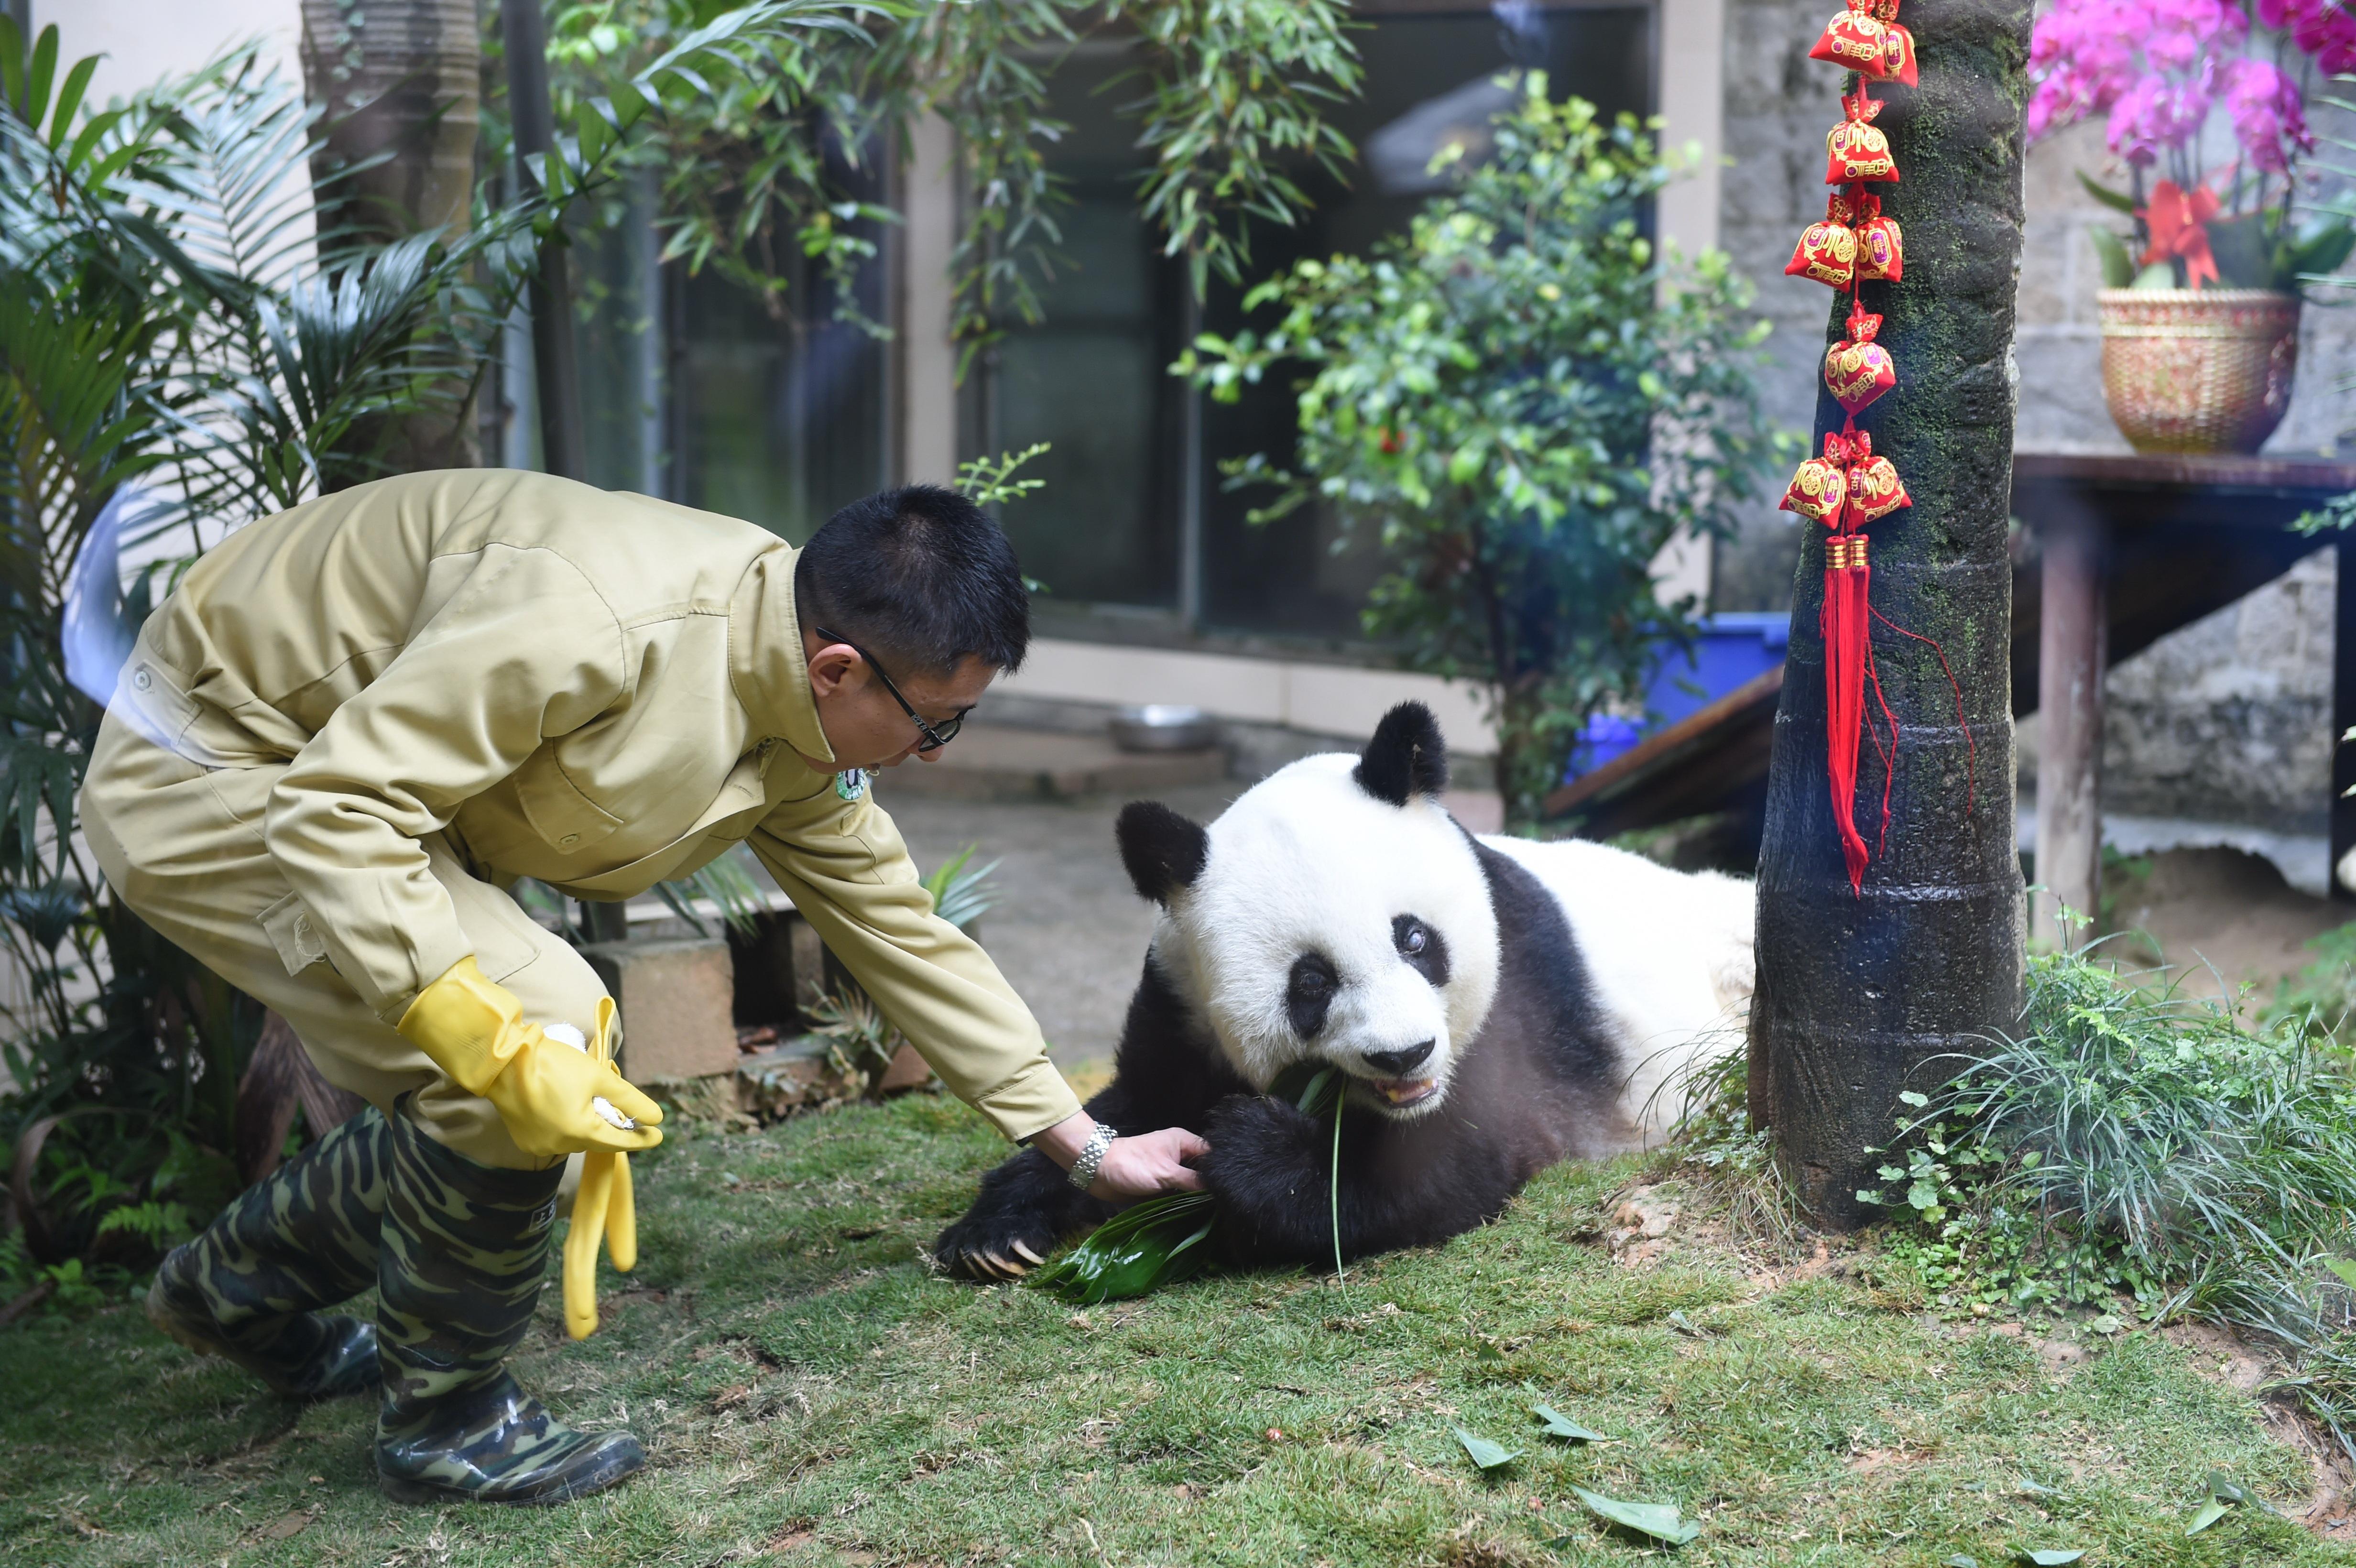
left=1361, top=1040, right=1434, bottom=1076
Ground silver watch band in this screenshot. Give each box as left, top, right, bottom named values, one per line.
left=1067, top=1121, right=1115, bottom=1191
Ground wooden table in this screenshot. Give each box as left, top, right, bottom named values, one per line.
left=2010, top=453, right=2356, bottom=941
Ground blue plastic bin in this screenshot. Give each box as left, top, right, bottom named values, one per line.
left=1565, top=612, right=1790, bottom=780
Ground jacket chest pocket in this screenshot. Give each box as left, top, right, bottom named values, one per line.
left=511, top=751, right=627, bottom=854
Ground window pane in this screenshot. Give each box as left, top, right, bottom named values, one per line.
left=670, top=135, right=891, bottom=542
left=987, top=46, right=1186, bottom=610
left=1200, top=5, right=1657, bottom=639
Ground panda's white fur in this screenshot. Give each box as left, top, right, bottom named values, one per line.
left=936, top=700, right=1757, bottom=1279
left=1482, top=834, right=1755, bottom=1135
left=1153, top=751, right=1751, bottom=1137
left=1152, top=753, right=1503, bottom=1116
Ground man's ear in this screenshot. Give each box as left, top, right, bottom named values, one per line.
left=1116, top=801, right=1209, bottom=905
left=804, top=641, right=863, bottom=701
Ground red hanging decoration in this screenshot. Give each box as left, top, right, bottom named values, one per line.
left=1824, top=302, right=1897, bottom=416
left=1808, top=1, right=1920, bottom=86
left=1853, top=190, right=1905, bottom=281
left=1826, top=89, right=1900, bottom=184
left=1785, top=191, right=1861, bottom=289
left=1783, top=14, right=1971, bottom=896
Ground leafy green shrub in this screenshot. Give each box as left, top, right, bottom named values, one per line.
left=1855, top=945, right=2356, bottom=1451
left=1176, top=75, right=1783, bottom=829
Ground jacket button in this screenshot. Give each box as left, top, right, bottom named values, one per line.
left=131, top=668, right=153, bottom=692
left=559, top=833, right=580, bottom=848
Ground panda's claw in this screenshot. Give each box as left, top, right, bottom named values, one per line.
left=1010, top=1240, right=1046, bottom=1266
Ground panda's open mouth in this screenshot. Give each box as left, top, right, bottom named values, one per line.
left=1367, top=1076, right=1439, bottom=1108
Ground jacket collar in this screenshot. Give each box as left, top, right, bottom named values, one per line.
left=729, top=546, right=835, bottom=768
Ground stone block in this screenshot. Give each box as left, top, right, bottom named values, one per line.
left=582, top=936, right=738, bottom=1081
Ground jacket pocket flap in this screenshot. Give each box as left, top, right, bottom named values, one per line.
left=512, top=753, right=626, bottom=853
left=258, top=890, right=331, bottom=977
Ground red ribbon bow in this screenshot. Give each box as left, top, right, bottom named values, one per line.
left=2138, top=181, right=2220, bottom=290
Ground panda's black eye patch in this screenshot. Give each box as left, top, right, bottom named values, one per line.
left=1286, top=952, right=1340, bottom=1038
left=1393, top=915, right=1451, bottom=987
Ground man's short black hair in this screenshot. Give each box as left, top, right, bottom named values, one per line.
left=793, top=484, right=1030, bottom=677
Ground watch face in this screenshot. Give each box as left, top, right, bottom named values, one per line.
left=834, top=768, right=869, bottom=802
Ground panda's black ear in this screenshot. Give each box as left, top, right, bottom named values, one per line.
left=1116, top=801, right=1209, bottom=905
left=1353, top=701, right=1450, bottom=806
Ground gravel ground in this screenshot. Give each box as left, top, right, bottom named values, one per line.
left=876, top=776, right=1246, bottom=1068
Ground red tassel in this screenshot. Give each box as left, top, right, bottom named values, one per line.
left=1821, top=528, right=1873, bottom=894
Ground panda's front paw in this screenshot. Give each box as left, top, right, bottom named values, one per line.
left=1199, top=1094, right=1326, bottom=1216
left=934, top=1207, right=1063, bottom=1282
left=933, top=1150, right=1103, bottom=1283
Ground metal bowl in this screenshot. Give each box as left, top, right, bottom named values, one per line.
left=1108, top=703, right=1220, bottom=752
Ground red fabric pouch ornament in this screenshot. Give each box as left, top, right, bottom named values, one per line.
left=1779, top=437, right=1851, bottom=523
left=1852, top=191, right=1904, bottom=282
left=1826, top=91, right=1899, bottom=184
left=1841, top=430, right=1912, bottom=524
left=1808, top=6, right=1890, bottom=74
left=1870, top=0, right=1920, bottom=87
left=1785, top=192, right=1860, bottom=289
left=1824, top=303, right=1896, bottom=416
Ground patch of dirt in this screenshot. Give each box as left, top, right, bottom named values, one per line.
left=2103, top=847, right=2345, bottom=1008
left=1848, top=1444, right=1935, bottom=1478
left=2161, top=1319, right=2355, bottom=1538
left=1606, top=1184, right=1681, bottom=1269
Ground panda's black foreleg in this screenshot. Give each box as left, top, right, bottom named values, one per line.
left=932, top=1144, right=1114, bottom=1281
left=1199, top=1094, right=1519, bottom=1269
left=1196, top=1094, right=1396, bottom=1268
left=933, top=1079, right=1152, bottom=1281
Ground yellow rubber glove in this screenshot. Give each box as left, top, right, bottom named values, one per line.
left=396, top=956, right=663, bottom=1160
left=563, top=998, right=637, bottom=1339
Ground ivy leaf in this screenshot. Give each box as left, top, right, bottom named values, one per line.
left=1907, top=1180, right=1942, bottom=1211
left=2185, top=1499, right=2229, bottom=1535
left=1898, top=1089, right=1930, bottom=1107
left=1452, top=1425, right=1519, bottom=1472
left=1571, top=1485, right=1701, bottom=1546
left=2013, top=1551, right=2085, bottom=1565
left=1531, top=1403, right=1613, bottom=1443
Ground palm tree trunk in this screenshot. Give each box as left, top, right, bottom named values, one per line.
left=1746, top=0, right=2031, bottom=1224
left=300, top=0, right=483, bottom=473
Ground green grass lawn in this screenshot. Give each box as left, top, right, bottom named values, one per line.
left=1, top=1092, right=2345, bottom=1567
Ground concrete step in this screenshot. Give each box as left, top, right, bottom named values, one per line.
left=875, top=723, right=1227, bottom=802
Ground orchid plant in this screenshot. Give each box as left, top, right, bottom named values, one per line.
left=2027, top=0, right=2355, bottom=293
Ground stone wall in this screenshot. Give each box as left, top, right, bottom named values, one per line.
left=1712, top=0, right=2356, bottom=845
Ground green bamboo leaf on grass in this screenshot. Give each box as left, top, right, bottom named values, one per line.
left=1571, top=1486, right=1701, bottom=1546
left=1531, top=1403, right=1612, bottom=1442
left=1452, top=1425, right=1519, bottom=1471
left=2013, top=1551, right=2084, bottom=1566
left=2323, top=1258, right=2356, bottom=1289
left=2185, top=1499, right=2229, bottom=1535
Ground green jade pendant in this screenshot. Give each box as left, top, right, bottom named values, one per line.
left=834, top=768, right=869, bottom=802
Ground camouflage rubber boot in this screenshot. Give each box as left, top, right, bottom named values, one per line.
left=145, top=1107, right=388, bottom=1399
left=374, top=1107, right=644, bottom=1505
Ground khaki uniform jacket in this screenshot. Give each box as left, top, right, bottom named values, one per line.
left=116, top=468, right=1080, bottom=1142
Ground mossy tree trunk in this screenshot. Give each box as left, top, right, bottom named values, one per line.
left=1747, top=0, right=2030, bottom=1225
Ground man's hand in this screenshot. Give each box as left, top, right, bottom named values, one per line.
left=398, top=957, right=663, bottom=1159
left=1032, top=1111, right=1207, bottom=1203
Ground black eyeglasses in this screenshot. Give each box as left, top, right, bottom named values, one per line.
left=812, top=628, right=969, bottom=752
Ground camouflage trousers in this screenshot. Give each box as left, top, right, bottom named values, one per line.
left=156, top=1100, right=643, bottom=1501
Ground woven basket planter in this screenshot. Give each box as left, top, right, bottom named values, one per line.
left=2097, top=288, right=2301, bottom=454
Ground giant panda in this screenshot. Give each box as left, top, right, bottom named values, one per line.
left=935, top=700, right=1755, bottom=1279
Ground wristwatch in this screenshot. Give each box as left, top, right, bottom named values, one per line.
left=1067, top=1121, right=1115, bottom=1192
